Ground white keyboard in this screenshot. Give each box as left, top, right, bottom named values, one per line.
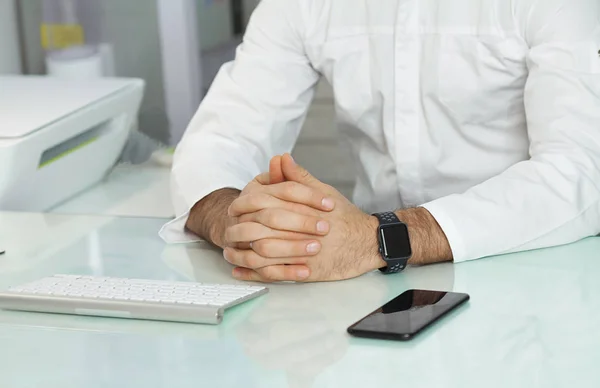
left=0, top=275, right=268, bottom=325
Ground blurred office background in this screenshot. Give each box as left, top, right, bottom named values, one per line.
left=2, top=0, right=354, bottom=197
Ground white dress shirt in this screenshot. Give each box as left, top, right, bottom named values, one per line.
left=161, top=0, right=600, bottom=263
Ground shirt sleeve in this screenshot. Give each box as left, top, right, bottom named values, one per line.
left=422, top=0, right=600, bottom=262
left=160, top=0, right=320, bottom=243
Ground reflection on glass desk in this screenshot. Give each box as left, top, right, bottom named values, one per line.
left=49, top=163, right=174, bottom=218
left=1, top=211, right=600, bottom=388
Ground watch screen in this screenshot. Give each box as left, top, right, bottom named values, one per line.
left=381, top=224, right=411, bottom=258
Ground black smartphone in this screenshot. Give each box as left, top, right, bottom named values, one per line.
left=347, top=289, right=469, bottom=341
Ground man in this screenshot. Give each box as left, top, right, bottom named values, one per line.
left=160, top=0, right=600, bottom=282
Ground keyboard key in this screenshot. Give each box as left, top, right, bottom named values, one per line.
left=55, top=274, right=81, bottom=279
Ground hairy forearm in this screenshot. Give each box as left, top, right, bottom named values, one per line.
left=185, top=188, right=241, bottom=248
left=185, top=188, right=451, bottom=268
left=395, top=207, right=454, bottom=265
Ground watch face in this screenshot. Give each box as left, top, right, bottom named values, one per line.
left=380, top=223, right=412, bottom=258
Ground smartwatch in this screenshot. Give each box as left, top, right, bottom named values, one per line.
left=373, top=212, right=412, bottom=274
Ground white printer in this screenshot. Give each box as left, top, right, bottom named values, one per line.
left=0, top=76, right=145, bottom=211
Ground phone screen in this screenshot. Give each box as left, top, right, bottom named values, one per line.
left=347, top=289, right=469, bottom=341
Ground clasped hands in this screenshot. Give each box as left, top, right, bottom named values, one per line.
left=221, top=154, right=385, bottom=282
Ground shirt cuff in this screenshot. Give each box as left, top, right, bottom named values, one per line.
left=421, top=198, right=469, bottom=263
left=159, top=212, right=203, bottom=244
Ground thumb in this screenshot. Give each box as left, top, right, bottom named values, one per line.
left=269, top=155, right=285, bottom=184
left=281, top=153, right=322, bottom=189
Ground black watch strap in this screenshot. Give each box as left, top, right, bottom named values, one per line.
left=374, top=211, right=400, bottom=225
left=374, top=212, right=409, bottom=274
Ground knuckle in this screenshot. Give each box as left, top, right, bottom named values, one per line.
left=242, top=181, right=257, bottom=195
left=257, top=240, right=279, bottom=257
left=286, top=267, right=300, bottom=280
left=235, top=224, right=250, bottom=241
left=245, top=183, right=260, bottom=195
left=255, top=172, right=270, bottom=184
left=308, top=189, right=324, bottom=205
left=259, top=266, right=277, bottom=281
left=261, top=208, right=278, bottom=226
left=303, top=216, right=316, bottom=232
left=223, top=249, right=234, bottom=264
left=251, top=240, right=267, bottom=256
left=290, top=242, right=304, bottom=257
left=248, top=193, right=263, bottom=208
left=224, top=227, right=234, bottom=242
left=237, top=213, right=251, bottom=223
left=228, top=197, right=239, bottom=209
left=230, top=222, right=255, bottom=242
left=247, top=222, right=265, bottom=240
left=283, top=182, right=299, bottom=197
left=313, top=192, right=325, bottom=204
left=325, top=184, right=338, bottom=196
left=291, top=202, right=319, bottom=216
left=231, top=250, right=244, bottom=266
left=300, top=168, right=310, bottom=179
left=244, top=254, right=262, bottom=269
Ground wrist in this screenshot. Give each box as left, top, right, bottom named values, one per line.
left=209, top=214, right=237, bottom=248
left=185, top=188, right=240, bottom=248
left=394, top=207, right=453, bottom=265
left=366, top=215, right=387, bottom=271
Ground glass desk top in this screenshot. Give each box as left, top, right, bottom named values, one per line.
left=1, top=211, right=599, bottom=388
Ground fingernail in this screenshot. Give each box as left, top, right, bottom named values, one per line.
left=232, top=268, right=242, bottom=278
left=296, top=269, right=310, bottom=279
left=306, top=242, right=320, bottom=254
left=321, top=198, right=335, bottom=210
left=223, top=249, right=230, bottom=260
left=289, top=155, right=296, bottom=166
left=317, top=221, right=329, bottom=233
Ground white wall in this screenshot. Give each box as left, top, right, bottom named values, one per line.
left=0, top=0, right=22, bottom=74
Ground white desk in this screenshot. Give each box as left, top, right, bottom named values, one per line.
left=50, top=162, right=175, bottom=219
left=1, top=211, right=599, bottom=387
